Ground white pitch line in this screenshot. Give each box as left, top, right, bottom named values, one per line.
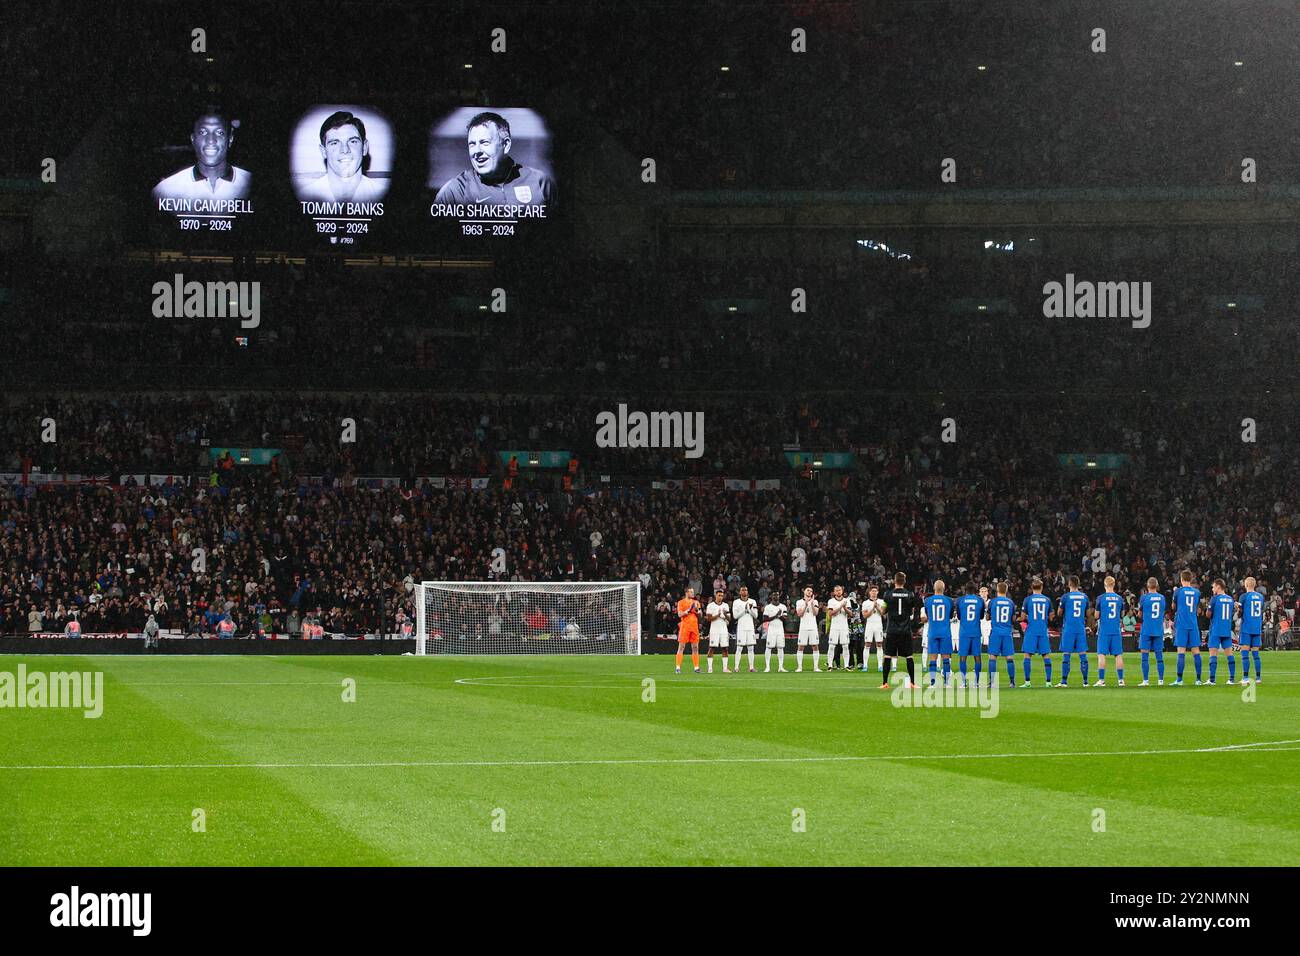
left=115, top=681, right=346, bottom=686
left=3, top=740, right=1299, bottom=772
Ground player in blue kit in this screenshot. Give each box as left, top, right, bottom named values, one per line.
left=1138, top=577, right=1168, bottom=686
left=1239, top=576, right=1265, bottom=684
left=987, top=581, right=1018, bottom=688
left=1206, top=578, right=1237, bottom=685
left=922, top=580, right=954, bottom=687
left=1171, top=569, right=1203, bottom=685
left=955, top=582, right=985, bottom=689
left=1093, top=575, right=1126, bottom=686
left=1020, top=578, right=1054, bottom=687
left=1056, top=575, right=1089, bottom=687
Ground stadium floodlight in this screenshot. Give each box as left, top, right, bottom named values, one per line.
left=415, top=581, right=641, bottom=656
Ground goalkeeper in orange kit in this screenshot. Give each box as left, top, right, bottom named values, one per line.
left=675, top=587, right=702, bottom=673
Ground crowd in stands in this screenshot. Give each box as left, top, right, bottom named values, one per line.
left=1, top=392, right=1295, bottom=642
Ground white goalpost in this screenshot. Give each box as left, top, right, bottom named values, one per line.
left=414, top=581, right=641, bottom=655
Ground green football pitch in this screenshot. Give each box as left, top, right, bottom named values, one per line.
left=2, top=653, right=1298, bottom=866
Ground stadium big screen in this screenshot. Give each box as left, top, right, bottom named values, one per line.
left=140, top=99, right=556, bottom=251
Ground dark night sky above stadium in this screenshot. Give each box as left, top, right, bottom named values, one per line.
left=6, top=0, right=1299, bottom=187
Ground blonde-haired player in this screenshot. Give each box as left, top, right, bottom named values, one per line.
left=732, top=586, right=759, bottom=673
left=705, top=589, right=731, bottom=673
left=1093, top=575, right=1127, bottom=686
left=795, top=586, right=821, bottom=672
left=763, top=593, right=789, bottom=672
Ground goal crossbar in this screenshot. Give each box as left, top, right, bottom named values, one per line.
left=415, top=581, right=641, bottom=655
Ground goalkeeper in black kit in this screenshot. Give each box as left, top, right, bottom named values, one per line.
left=881, top=572, right=922, bottom=689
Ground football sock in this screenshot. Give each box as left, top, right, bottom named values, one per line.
left=1177, top=653, right=1186, bottom=680
left=928, top=660, right=937, bottom=685
left=1253, top=650, right=1261, bottom=679
left=1006, top=659, right=1016, bottom=685
left=1155, top=652, right=1165, bottom=680
left=881, top=657, right=892, bottom=685
left=1044, top=657, right=1052, bottom=684
left=796, top=648, right=804, bottom=669
left=1227, top=654, right=1235, bottom=681
left=905, top=657, right=915, bottom=683
left=1194, top=654, right=1202, bottom=681
left=1209, top=656, right=1218, bottom=682
left=1061, top=654, right=1071, bottom=683
left=942, top=658, right=952, bottom=683
left=1079, top=654, right=1088, bottom=684
left=1023, top=658, right=1032, bottom=684
left=1141, top=652, right=1150, bottom=681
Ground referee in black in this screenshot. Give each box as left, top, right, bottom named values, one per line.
left=880, top=571, right=921, bottom=688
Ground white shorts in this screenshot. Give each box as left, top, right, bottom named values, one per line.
left=709, top=632, right=730, bottom=648
left=735, top=628, right=756, bottom=647
left=863, top=624, right=883, bottom=644
left=828, top=630, right=849, bottom=646
left=797, top=628, right=819, bottom=646
left=765, top=627, right=785, bottom=645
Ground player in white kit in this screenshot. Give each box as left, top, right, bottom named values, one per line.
left=825, top=585, right=851, bottom=670
left=705, top=588, right=731, bottom=673
left=861, top=584, right=886, bottom=672
left=731, top=586, right=759, bottom=672
left=763, top=594, right=789, bottom=672
left=795, top=586, right=821, bottom=672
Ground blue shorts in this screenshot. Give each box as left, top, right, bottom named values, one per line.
left=926, top=633, right=953, bottom=655
left=1175, top=626, right=1201, bottom=650
left=1138, top=633, right=1164, bottom=652
left=1097, top=632, right=1124, bottom=656
left=1240, top=633, right=1262, bottom=648
left=987, top=632, right=1015, bottom=657
left=1207, top=633, right=1234, bottom=650
left=957, top=634, right=984, bottom=658
left=1059, top=629, right=1088, bottom=654
left=1021, top=632, right=1051, bottom=655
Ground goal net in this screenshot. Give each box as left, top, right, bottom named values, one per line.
left=415, top=581, right=641, bottom=655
